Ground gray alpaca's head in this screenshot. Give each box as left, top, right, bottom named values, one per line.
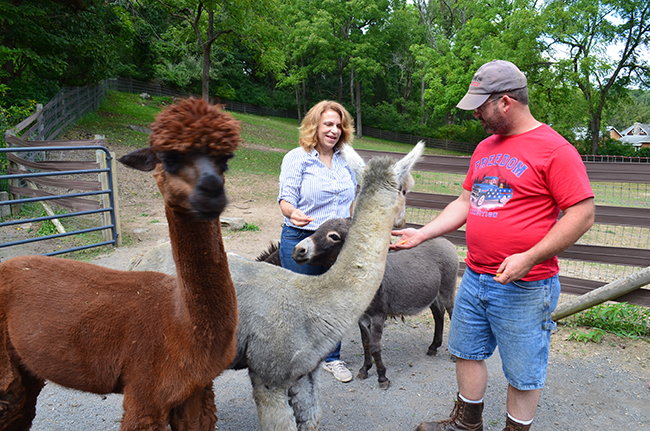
left=344, top=141, right=423, bottom=228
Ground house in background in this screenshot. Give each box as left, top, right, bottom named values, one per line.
left=608, top=122, right=650, bottom=151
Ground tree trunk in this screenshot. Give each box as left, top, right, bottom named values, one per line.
left=302, top=79, right=307, bottom=116
left=295, top=85, right=302, bottom=123
left=350, top=66, right=355, bottom=107
left=356, top=80, right=362, bottom=139
left=419, top=76, right=426, bottom=126
left=201, top=11, right=214, bottom=101
left=590, top=113, right=601, bottom=155
left=337, top=58, right=344, bottom=102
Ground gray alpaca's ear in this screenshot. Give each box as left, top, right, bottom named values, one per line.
left=340, top=144, right=366, bottom=179
left=393, top=141, right=424, bottom=185
left=118, top=147, right=159, bottom=172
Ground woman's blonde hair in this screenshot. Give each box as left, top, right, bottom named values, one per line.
left=298, top=100, right=355, bottom=152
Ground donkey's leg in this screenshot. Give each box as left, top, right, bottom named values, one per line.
left=368, top=314, right=390, bottom=390
left=288, top=369, right=322, bottom=431
left=427, top=297, right=445, bottom=356
left=169, top=384, right=217, bottom=431
left=356, top=315, right=373, bottom=380
left=250, top=372, right=297, bottom=431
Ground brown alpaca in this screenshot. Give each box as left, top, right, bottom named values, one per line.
left=0, top=98, right=239, bottom=431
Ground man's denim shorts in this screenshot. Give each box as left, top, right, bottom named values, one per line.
left=448, top=267, right=561, bottom=390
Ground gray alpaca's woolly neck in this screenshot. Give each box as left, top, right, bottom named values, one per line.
left=308, top=158, right=401, bottom=346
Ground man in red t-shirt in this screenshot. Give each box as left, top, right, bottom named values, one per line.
left=392, top=60, right=595, bottom=431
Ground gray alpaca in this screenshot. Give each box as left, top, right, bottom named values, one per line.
left=129, top=143, right=424, bottom=430
left=260, top=217, right=458, bottom=390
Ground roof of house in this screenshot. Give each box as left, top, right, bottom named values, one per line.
left=619, top=135, right=650, bottom=146
left=620, top=123, right=650, bottom=136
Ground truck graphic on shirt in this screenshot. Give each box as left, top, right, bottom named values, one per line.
left=471, top=176, right=512, bottom=207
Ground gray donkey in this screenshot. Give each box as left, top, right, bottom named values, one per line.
left=258, top=217, right=458, bottom=390
left=130, top=142, right=424, bottom=430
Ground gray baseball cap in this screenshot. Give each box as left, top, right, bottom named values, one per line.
left=456, top=60, right=527, bottom=110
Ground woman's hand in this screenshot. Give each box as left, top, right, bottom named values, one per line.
left=290, top=209, right=314, bottom=227
left=279, top=200, right=314, bottom=227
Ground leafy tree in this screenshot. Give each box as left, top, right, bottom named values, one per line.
left=375, top=3, right=428, bottom=129
left=603, top=89, right=650, bottom=130
left=278, top=0, right=389, bottom=128
left=1, top=0, right=133, bottom=105
left=412, top=0, right=547, bottom=142
left=542, top=0, right=650, bottom=154
left=150, top=0, right=283, bottom=100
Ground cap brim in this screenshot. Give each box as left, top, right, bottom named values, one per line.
left=456, top=93, right=490, bottom=111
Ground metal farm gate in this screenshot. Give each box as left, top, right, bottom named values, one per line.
left=0, top=83, right=121, bottom=259
left=0, top=143, right=121, bottom=258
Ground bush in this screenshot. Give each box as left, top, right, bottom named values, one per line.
left=636, top=146, right=650, bottom=157
left=597, top=138, right=637, bottom=157
left=566, top=302, right=650, bottom=339
left=434, top=120, right=487, bottom=145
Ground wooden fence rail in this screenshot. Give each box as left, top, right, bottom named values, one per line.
left=356, top=149, right=650, bottom=307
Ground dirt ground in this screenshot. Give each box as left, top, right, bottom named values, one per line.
left=3, top=142, right=650, bottom=429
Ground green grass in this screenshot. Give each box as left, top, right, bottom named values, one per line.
left=3, top=202, right=114, bottom=261
left=563, top=302, right=650, bottom=340
left=230, top=110, right=468, bottom=156
left=241, top=222, right=260, bottom=232
left=231, top=112, right=300, bottom=152
left=230, top=147, right=286, bottom=176
left=65, top=91, right=175, bottom=148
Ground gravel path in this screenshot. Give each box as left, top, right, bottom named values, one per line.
left=17, top=195, right=650, bottom=431
left=29, top=244, right=650, bottom=431
left=30, top=323, right=650, bottom=430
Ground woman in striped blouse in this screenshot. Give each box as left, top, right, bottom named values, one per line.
left=277, top=100, right=357, bottom=383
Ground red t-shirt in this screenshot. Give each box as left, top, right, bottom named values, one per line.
left=462, top=124, right=594, bottom=281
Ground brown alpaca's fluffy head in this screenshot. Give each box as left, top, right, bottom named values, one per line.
left=118, top=98, right=241, bottom=218
left=149, top=98, right=240, bottom=156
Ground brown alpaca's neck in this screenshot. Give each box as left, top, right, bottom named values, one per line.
left=165, top=206, right=235, bottom=319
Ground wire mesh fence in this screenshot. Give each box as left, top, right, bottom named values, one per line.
left=404, top=168, right=650, bottom=336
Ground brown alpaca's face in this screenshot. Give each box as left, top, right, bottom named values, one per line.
left=154, top=150, right=234, bottom=219
left=118, top=146, right=233, bottom=220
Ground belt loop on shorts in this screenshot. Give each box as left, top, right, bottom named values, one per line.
left=285, top=224, right=313, bottom=234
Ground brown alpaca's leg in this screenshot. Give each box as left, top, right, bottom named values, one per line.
left=0, top=365, right=44, bottom=431
left=169, top=385, right=217, bottom=431
left=0, top=328, right=14, bottom=392
left=0, top=369, right=25, bottom=430
left=0, top=360, right=44, bottom=431
left=120, top=389, right=168, bottom=431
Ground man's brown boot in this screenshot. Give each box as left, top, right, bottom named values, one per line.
left=502, top=416, right=532, bottom=431
left=415, top=392, right=483, bottom=431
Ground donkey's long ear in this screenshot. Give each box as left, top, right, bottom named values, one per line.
left=340, top=144, right=366, bottom=179
left=393, top=141, right=424, bottom=185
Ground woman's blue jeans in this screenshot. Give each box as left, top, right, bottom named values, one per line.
left=280, top=223, right=342, bottom=362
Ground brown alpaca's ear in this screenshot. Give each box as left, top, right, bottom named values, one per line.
left=118, top=147, right=160, bottom=172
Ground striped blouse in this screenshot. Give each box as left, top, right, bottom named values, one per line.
left=278, top=146, right=357, bottom=231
